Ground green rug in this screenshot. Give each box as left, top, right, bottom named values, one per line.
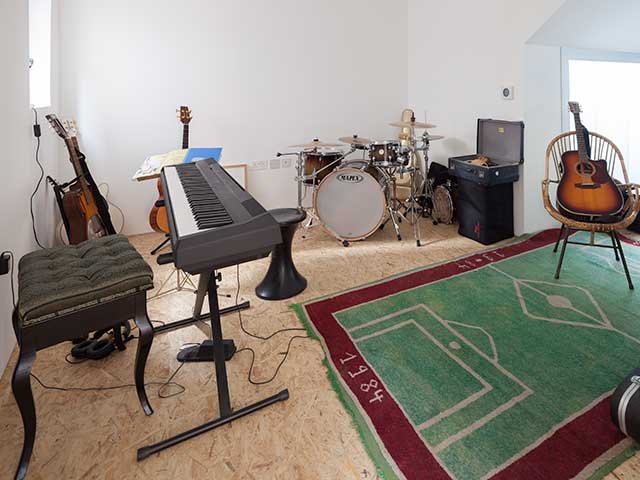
left=295, top=230, right=640, bottom=479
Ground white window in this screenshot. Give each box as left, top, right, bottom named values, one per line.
left=562, top=48, right=640, bottom=182
left=29, top=0, right=52, bottom=108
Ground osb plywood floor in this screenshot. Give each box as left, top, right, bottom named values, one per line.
left=1, top=220, right=640, bottom=479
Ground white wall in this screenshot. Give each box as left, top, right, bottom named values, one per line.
left=0, top=1, right=38, bottom=373
left=522, top=44, right=563, bottom=233
left=530, top=0, right=640, bottom=53
left=407, top=0, right=565, bottom=234
left=58, top=0, right=409, bottom=235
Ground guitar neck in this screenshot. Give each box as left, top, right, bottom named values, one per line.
left=572, top=112, right=589, bottom=162
left=65, top=139, right=94, bottom=202
left=182, top=124, right=189, bottom=149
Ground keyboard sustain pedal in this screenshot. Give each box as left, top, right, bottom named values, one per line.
left=177, top=339, right=236, bottom=362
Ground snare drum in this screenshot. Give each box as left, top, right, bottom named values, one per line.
left=369, top=141, right=399, bottom=165
left=303, top=151, right=343, bottom=184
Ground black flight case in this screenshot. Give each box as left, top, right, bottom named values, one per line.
left=448, top=119, right=524, bottom=245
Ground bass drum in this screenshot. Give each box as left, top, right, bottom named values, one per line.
left=314, top=166, right=387, bottom=242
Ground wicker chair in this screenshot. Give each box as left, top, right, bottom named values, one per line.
left=542, top=131, right=640, bottom=289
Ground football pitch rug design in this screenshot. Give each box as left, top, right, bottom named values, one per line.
left=294, top=230, right=640, bottom=480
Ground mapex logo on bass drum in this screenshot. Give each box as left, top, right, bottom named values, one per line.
left=337, top=172, right=364, bottom=184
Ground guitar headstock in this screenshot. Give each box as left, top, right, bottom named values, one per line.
left=45, top=114, right=70, bottom=140
left=568, top=102, right=582, bottom=114
left=63, top=119, right=79, bottom=138
left=177, top=106, right=192, bottom=125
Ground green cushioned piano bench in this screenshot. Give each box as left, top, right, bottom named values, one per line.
left=10, top=235, right=156, bottom=480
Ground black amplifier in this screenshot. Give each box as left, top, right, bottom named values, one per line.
left=448, top=119, right=524, bottom=187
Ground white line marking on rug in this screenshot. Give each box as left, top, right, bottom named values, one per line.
left=482, top=390, right=615, bottom=480
left=491, top=265, right=640, bottom=348
left=423, top=306, right=533, bottom=454
left=354, top=319, right=493, bottom=433
left=348, top=305, right=534, bottom=455
left=348, top=306, right=423, bottom=334
left=573, top=438, right=633, bottom=480
left=446, top=320, right=499, bottom=363
left=490, top=265, right=611, bottom=327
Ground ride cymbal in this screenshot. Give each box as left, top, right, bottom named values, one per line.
left=288, top=139, right=343, bottom=148
left=339, top=135, right=372, bottom=146
left=390, top=120, right=437, bottom=129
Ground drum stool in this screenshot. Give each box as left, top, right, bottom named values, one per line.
left=255, top=208, right=308, bottom=300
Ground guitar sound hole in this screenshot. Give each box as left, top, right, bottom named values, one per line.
left=575, top=162, right=595, bottom=176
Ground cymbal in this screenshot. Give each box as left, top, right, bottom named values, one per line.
left=425, top=134, right=444, bottom=141
left=390, top=120, right=437, bottom=129
left=288, top=139, right=343, bottom=148
left=339, top=135, right=372, bottom=146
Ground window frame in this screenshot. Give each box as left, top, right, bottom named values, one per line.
left=561, top=47, right=640, bottom=130
left=28, top=0, right=53, bottom=109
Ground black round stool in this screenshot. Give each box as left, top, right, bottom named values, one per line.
left=255, top=208, right=308, bottom=300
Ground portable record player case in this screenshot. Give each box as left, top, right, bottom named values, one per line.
left=448, top=119, right=524, bottom=186
left=448, top=119, right=524, bottom=245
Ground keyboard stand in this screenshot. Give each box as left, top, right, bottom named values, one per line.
left=137, top=269, right=289, bottom=460
left=152, top=272, right=250, bottom=345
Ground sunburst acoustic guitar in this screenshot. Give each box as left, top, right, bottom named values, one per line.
left=556, top=102, right=624, bottom=218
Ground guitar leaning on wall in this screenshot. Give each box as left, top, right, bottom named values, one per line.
left=149, top=105, right=192, bottom=233
left=556, top=102, right=624, bottom=218
left=46, top=114, right=116, bottom=243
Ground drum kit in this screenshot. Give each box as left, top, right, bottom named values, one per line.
left=278, top=115, right=445, bottom=247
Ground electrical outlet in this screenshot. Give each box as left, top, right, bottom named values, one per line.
left=281, top=157, right=293, bottom=169
left=269, top=158, right=281, bottom=170
left=250, top=160, right=268, bottom=170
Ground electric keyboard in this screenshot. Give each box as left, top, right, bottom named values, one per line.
left=161, top=158, right=281, bottom=274
left=139, top=157, right=290, bottom=460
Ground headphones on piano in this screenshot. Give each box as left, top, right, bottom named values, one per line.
left=70, top=322, right=133, bottom=360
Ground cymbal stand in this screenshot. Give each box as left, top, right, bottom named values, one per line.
left=406, top=165, right=423, bottom=247
left=380, top=166, right=404, bottom=242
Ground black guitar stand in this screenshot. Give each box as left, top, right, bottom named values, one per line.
left=137, top=269, right=289, bottom=460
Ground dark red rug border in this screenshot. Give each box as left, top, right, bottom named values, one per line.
left=303, top=229, right=627, bottom=479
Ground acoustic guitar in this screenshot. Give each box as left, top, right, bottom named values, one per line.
left=149, top=106, right=192, bottom=233
left=46, top=115, right=115, bottom=243
left=556, top=102, right=624, bottom=218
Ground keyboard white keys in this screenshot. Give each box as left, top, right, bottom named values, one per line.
left=163, top=166, right=200, bottom=237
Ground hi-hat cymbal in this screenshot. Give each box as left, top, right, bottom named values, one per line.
left=288, top=139, right=343, bottom=148
left=339, top=135, right=372, bottom=146
left=390, top=120, right=437, bottom=129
